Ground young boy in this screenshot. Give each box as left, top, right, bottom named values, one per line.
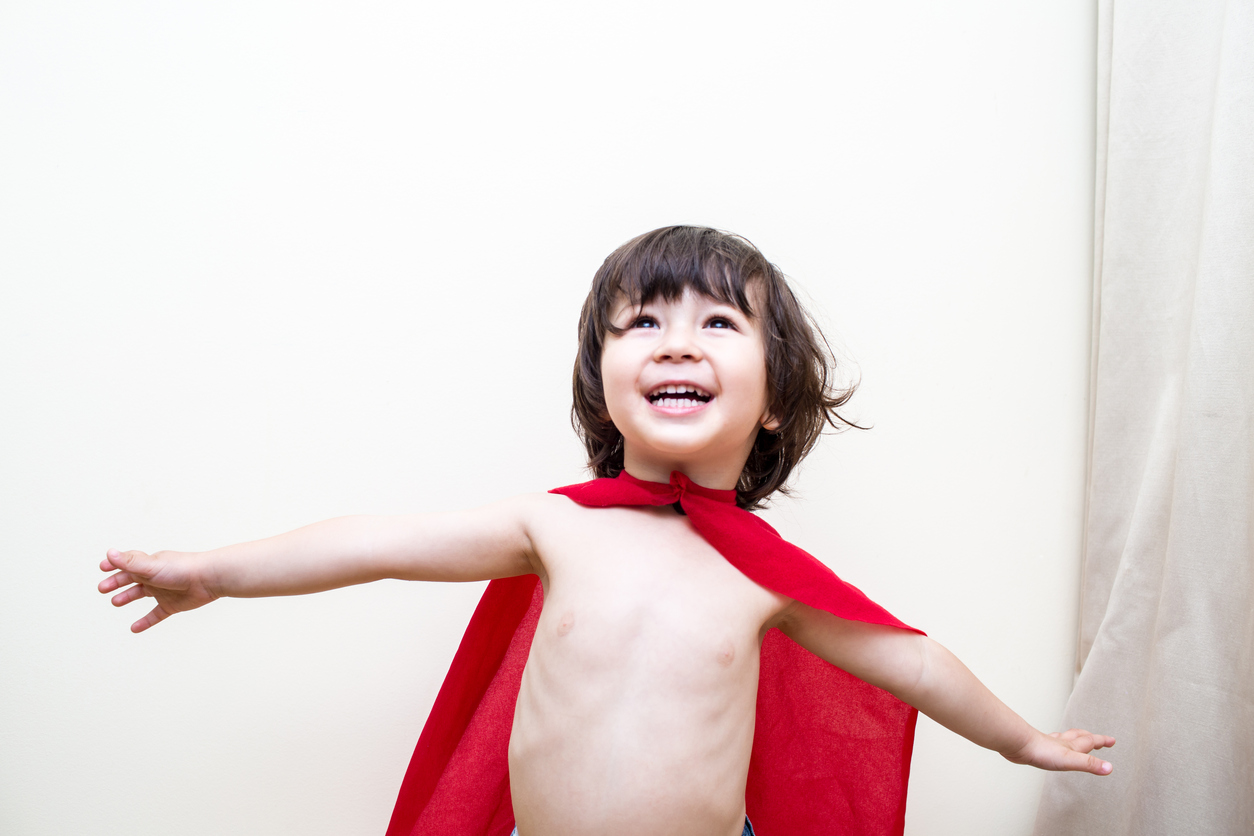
left=99, top=226, right=1113, bottom=836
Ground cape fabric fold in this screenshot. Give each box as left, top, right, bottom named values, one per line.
left=386, top=471, right=922, bottom=836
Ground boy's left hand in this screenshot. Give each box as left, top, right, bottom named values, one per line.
left=1003, top=728, right=1116, bottom=775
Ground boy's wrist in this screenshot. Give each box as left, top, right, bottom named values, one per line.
left=1000, top=726, right=1043, bottom=764
left=178, top=548, right=226, bottom=598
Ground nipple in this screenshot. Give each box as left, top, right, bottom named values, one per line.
left=717, top=639, right=735, bottom=667
left=557, top=612, right=575, bottom=637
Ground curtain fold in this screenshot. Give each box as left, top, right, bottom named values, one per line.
left=1033, top=1, right=1254, bottom=834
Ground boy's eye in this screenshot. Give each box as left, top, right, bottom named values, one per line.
left=705, top=316, right=737, bottom=330
left=630, top=315, right=659, bottom=329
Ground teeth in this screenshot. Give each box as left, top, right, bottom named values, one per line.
left=648, top=384, right=710, bottom=399
left=647, top=382, right=712, bottom=409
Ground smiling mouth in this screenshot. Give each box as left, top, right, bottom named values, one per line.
left=646, top=385, right=712, bottom=409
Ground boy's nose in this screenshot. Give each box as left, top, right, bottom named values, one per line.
left=653, top=326, right=704, bottom=363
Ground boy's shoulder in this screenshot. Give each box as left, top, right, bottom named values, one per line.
left=499, top=489, right=597, bottom=539
left=512, top=485, right=682, bottom=548
left=514, top=487, right=623, bottom=527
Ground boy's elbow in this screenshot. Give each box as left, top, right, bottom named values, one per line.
left=859, top=630, right=932, bottom=705
left=894, top=634, right=934, bottom=703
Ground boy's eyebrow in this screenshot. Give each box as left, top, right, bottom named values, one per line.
left=702, top=295, right=757, bottom=319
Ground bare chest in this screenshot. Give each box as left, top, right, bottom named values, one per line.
left=528, top=504, right=785, bottom=674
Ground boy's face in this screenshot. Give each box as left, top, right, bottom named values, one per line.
left=601, top=287, right=779, bottom=489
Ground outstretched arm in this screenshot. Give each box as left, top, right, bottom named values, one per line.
left=99, top=493, right=546, bottom=633
left=776, top=601, right=1115, bottom=775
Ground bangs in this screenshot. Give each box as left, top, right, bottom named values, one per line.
left=593, top=227, right=767, bottom=335
left=609, top=247, right=755, bottom=316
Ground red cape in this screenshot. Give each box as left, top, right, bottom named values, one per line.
left=386, top=471, right=922, bottom=836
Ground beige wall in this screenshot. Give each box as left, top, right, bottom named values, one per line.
left=0, top=2, right=1094, bottom=834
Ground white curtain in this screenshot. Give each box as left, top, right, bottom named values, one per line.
left=1033, top=1, right=1254, bottom=833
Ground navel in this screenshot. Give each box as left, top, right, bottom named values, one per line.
left=557, top=611, right=575, bottom=637
left=717, top=639, right=736, bottom=667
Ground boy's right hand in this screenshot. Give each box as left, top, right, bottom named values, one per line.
left=97, top=502, right=545, bottom=634
left=98, top=549, right=217, bottom=633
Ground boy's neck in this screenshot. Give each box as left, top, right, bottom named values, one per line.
left=620, top=453, right=745, bottom=492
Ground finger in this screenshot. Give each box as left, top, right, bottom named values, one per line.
left=1064, top=749, right=1112, bottom=775
left=131, top=603, right=171, bottom=633
left=1067, top=731, right=1096, bottom=752
left=1058, top=728, right=1095, bottom=744
left=1057, top=729, right=1116, bottom=752
left=108, top=549, right=156, bottom=575
left=1088, top=735, right=1116, bottom=751
left=111, top=584, right=147, bottom=607
left=105, top=548, right=130, bottom=571
left=98, top=571, right=138, bottom=593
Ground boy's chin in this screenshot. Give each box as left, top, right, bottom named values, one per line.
left=627, top=435, right=720, bottom=460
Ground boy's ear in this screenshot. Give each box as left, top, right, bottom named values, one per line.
left=761, top=412, right=781, bottom=432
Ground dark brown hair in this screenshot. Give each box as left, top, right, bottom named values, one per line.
left=572, top=225, right=861, bottom=509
